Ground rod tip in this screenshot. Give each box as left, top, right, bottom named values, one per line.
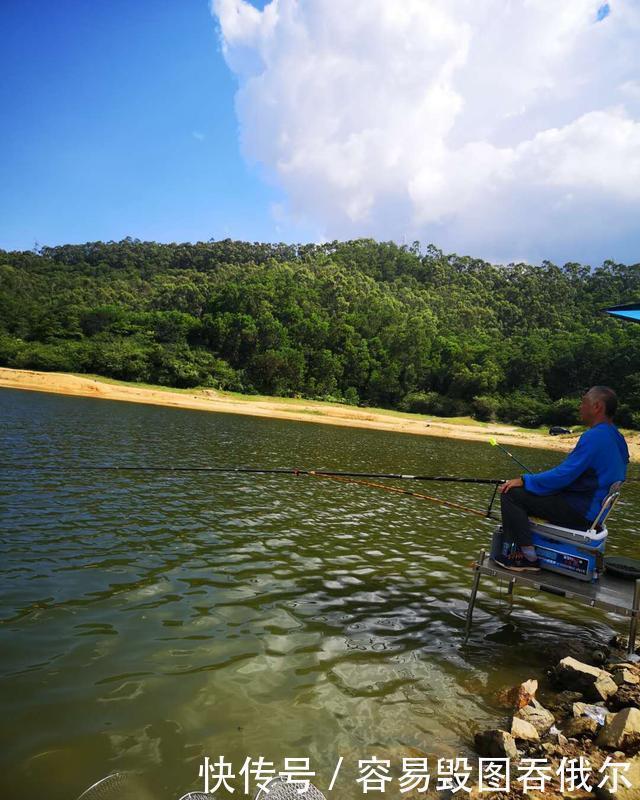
left=489, top=438, right=497, bottom=446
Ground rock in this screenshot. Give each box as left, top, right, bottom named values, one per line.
left=515, top=678, right=538, bottom=706
left=563, top=716, right=599, bottom=738
left=556, top=656, right=617, bottom=701
left=593, top=649, right=608, bottom=666
left=595, top=752, right=640, bottom=800
left=608, top=684, right=640, bottom=712
left=608, top=663, right=640, bottom=673
left=613, top=668, right=640, bottom=686
left=511, top=716, right=539, bottom=741
left=547, top=689, right=585, bottom=719
left=558, top=656, right=606, bottom=681
left=474, top=729, right=518, bottom=760
left=591, top=674, right=618, bottom=700
left=545, top=725, right=569, bottom=748
left=596, top=675, right=620, bottom=701
left=515, top=698, right=555, bottom=735
left=495, top=678, right=538, bottom=711
left=597, top=708, right=640, bottom=750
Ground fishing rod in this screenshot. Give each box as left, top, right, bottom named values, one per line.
left=485, top=436, right=532, bottom=517
left=1, top=463, right=504, bottom=520
left=0, top=463, right=504, bottom=485
left=488, top=437, right=531, bottom=473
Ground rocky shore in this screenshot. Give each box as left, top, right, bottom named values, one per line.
left=472, top=636, right=640, bottom=799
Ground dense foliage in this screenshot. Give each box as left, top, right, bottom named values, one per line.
left=1, top=238, right=640, bottom=428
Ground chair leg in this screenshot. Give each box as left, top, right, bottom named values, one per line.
left=464, top=549, right=485, bottom=643
left=628, top=578, right=640, bottom=656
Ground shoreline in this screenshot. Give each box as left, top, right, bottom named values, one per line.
left=2, top=367, right=639, bottom=461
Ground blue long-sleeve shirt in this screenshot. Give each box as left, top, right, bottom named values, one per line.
left=522, top=422, right=629, bottom=521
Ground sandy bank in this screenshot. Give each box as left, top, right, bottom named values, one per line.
left=2, top=367, right=639, bottom=462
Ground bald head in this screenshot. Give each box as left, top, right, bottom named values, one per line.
left=580, top=386, right=618, bottom=426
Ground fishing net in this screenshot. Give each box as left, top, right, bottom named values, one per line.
left=77, top=773, right=327, bottom=800
left=177, top=795, right=210, bottom=800
left=254, top=776, right=327, bottom=800
left=75, top=772, right=151, bottom=800
left=178, top=781, right=326, bottom=800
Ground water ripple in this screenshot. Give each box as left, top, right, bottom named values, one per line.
left=2, top=388, right=640, bottom=800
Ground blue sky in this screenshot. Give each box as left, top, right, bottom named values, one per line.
left=0, top=0, right=306, bottom=252
left=1, top=0, right=638, bottom=265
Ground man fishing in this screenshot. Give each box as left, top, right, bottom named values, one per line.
left=495, top=386, right=629, bottom=572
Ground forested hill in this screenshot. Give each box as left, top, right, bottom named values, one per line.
left=1, top=238, right=640, bottom=428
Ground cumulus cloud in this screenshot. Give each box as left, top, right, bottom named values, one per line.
left=212, top=0, right=640, bottom=263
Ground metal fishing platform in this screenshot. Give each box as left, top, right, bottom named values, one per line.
left=464, top=548, right=640, bottom=655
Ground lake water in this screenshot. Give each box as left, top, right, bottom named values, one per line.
left=1, top=388, right=639, bottom=800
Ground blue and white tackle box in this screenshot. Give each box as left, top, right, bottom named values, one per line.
left=530, top=519, right=607, bottom=582
left=491, top=520, right=608, bottom=583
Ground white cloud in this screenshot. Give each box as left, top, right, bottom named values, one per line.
left=212, top=0, right=640, bottom=263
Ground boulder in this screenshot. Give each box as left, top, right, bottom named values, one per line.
left=608, top=684, right=640, bottom=712
left=558, top=656, right=606, bottom=682
left=609, top=663, right=640, bottom=674
left=593, top=649, right=608, bottom=666
left=556, top=657, right=617, bottom=700
left=512, top=678, right=539, bottom=709
left=510, top=716, right=539, bottom=742
left=613, top=668, right=640, bottom=687
left=496, top=678, right=538, bottom=710
left=595, top=675, right=620, bottom=701
left=563, top=716, right=599, bottom=738
left=515, top=698, right=555, bottom=735
left=597, top=708, right=640, bottom=750
left=549, top=689, right=584, bottom=717
left=474, top=729, right=518, bottom=760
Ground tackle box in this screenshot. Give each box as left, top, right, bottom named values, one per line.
left=491, top=520, right=608, bottom=583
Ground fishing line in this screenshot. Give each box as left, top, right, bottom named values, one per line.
left=310, top=473, right=497, bottom=519
left=0, top=464, right=504, bottom=485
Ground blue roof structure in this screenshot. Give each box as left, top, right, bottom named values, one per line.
left=603, top=303, right=640, bottom=324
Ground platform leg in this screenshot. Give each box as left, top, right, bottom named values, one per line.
left=628, top=578, right=640, bottom=656
left=506, top=578, right=515, bottom=609
left=464, top=549, right=485, bottom=644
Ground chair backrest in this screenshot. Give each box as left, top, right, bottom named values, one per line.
left=589, top=480, right=624, bottom=532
